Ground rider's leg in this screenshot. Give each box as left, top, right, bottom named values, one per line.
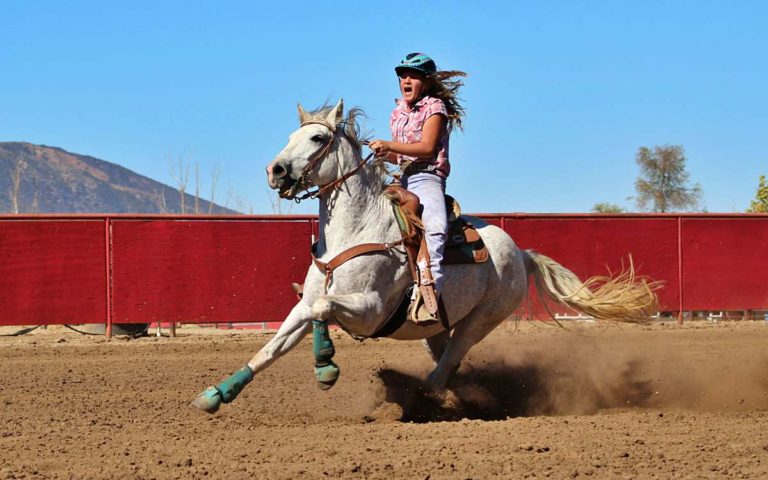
left=402, top=172, right=448, bottom=292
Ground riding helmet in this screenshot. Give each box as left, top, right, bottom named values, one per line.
left=395, top=53, right=437, bottom=76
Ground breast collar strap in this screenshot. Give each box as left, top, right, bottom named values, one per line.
left=310, top=232, right=414, bottom=293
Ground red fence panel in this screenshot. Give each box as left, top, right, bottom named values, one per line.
left=478, top=216, right=502, bottom=228
left=681, top=217, right=768, bottom=310
left=2, top=214, right=767, bottom=329
left=501, top=216, right=681, bottom=315
left=110, top=219, right=312, bottom=323
left=0, top=219, right=107, bottom=325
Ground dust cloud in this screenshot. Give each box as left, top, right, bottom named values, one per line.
left=373, top=323, right=768, bottom=422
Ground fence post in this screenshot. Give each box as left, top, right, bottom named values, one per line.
left=677, top=216, right=684, bottom=325
left=105, top=217, right=113, bottom=340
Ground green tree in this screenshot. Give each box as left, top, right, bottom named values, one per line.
left=592, top=202, right=626, bottom=213
left=634, top=144, right=702, bottom=212
left=747, top=175, right=768, bottom=213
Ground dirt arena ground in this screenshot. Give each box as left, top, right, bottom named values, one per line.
left=1, top=320, right=768, bottom=479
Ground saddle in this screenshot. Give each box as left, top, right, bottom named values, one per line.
left=383, top=184, right=489, bottom=326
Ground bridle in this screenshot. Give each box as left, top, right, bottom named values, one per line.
left=283, top=119, right=375, bottom=203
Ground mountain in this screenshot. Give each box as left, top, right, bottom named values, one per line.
left=0, top=142, right=237, bottom=214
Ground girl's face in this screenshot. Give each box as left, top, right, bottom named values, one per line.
left=398, top=69, right=427, bottom=105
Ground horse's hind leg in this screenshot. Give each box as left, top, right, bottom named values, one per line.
left=426, top=307, right=507, bottom=389
left=423, top=330, right=451, bottom=365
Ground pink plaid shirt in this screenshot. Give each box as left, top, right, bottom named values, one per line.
left=389, top=95, right=450, bottom=178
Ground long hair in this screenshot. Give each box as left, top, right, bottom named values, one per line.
left=425, top=70, right=467, bottom=131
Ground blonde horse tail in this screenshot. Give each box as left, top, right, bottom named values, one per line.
left=522, top=250, right=661, bottom=323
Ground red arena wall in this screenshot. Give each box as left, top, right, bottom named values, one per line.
left=1, top=213, right=767, bottom=328
left=0, top=219, right=107, bottom=325
left=110, top=218, right=312, bottom=323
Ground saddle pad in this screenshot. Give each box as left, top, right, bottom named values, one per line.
left=444, top=218, right=489, bottom=265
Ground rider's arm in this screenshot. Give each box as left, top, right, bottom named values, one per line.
left=370, top=114, right=446, bottom=160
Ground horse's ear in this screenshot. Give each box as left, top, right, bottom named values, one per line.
left=297, top=103, right=308, bottom=125
left=326, top=98, right=344, bottom=126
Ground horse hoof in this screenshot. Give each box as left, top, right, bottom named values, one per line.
left=315, top=362, right=340, bottom=390
left=190, top=386, right=222, bottom=414
left=437, top=389, right=463, bottom=412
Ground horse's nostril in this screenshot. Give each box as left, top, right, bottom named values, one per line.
left=272, top=164, right=286, bottom=178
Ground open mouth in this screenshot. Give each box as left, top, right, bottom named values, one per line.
left=277, top=177, right=298, bottom=199
left=403, top=85, right=413, bottom=94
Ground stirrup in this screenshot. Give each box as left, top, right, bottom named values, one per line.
left=408, top=286, right=441, bottom=326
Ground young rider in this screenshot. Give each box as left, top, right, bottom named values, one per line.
left=369, top=53, right=466, bottom=322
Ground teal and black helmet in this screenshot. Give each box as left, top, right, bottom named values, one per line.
left=395, top=53, right=437, bottom=76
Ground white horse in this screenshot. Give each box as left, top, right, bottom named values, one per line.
left=192, top=100, right=658, bottom=413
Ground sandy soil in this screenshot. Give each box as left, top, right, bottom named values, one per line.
left=1, top=320, right=768, bottom=479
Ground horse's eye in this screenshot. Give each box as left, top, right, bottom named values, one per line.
left=311, top=134, right=325, bottom=143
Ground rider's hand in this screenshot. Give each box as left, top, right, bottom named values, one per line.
left=369, top=140, right=391, bottom=157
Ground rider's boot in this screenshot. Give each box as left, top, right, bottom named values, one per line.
left=409, top=245, right=445, bottom=326
left=409, top=280, right=441, bottom=326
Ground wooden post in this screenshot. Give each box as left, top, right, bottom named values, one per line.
left=677, top=216, right=684, bottom=325
left=105, top=218, right=113, bottom=340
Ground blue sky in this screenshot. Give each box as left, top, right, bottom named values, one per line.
left=1, top=1, right=766, bottom=213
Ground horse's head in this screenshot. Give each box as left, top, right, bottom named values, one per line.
left=266, top=99, right=347, bottom=200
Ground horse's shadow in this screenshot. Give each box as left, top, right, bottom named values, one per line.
left=375, top=366, right=544, bottom=423
left=375, top=360, right=654, bottom=423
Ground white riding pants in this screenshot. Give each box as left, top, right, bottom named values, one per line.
left=401, top=172, right=448, bottom=293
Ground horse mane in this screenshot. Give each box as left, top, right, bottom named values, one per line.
left=304, top=104, right=371, bottom=154
left=306, top=103, right=389, bottom=190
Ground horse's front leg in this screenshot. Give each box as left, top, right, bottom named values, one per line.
left=311, top=292, right=385, bottom=336
left=309, top=292, right=386, bottom=389
left=247, top=302, right=313, bottom=374
left=191, top=301, right=312, bottom=413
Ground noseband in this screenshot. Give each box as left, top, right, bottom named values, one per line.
left=284, top=120, right=375, bottom=203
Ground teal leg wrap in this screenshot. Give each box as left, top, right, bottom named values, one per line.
left=312, top=320, right=340, bottom=390
left=216, top=366, right=254, bottom=403
left=313, top=320, right=335, bottom=361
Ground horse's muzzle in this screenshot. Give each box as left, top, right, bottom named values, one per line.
left=266, top=159, right=297, bottom=198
